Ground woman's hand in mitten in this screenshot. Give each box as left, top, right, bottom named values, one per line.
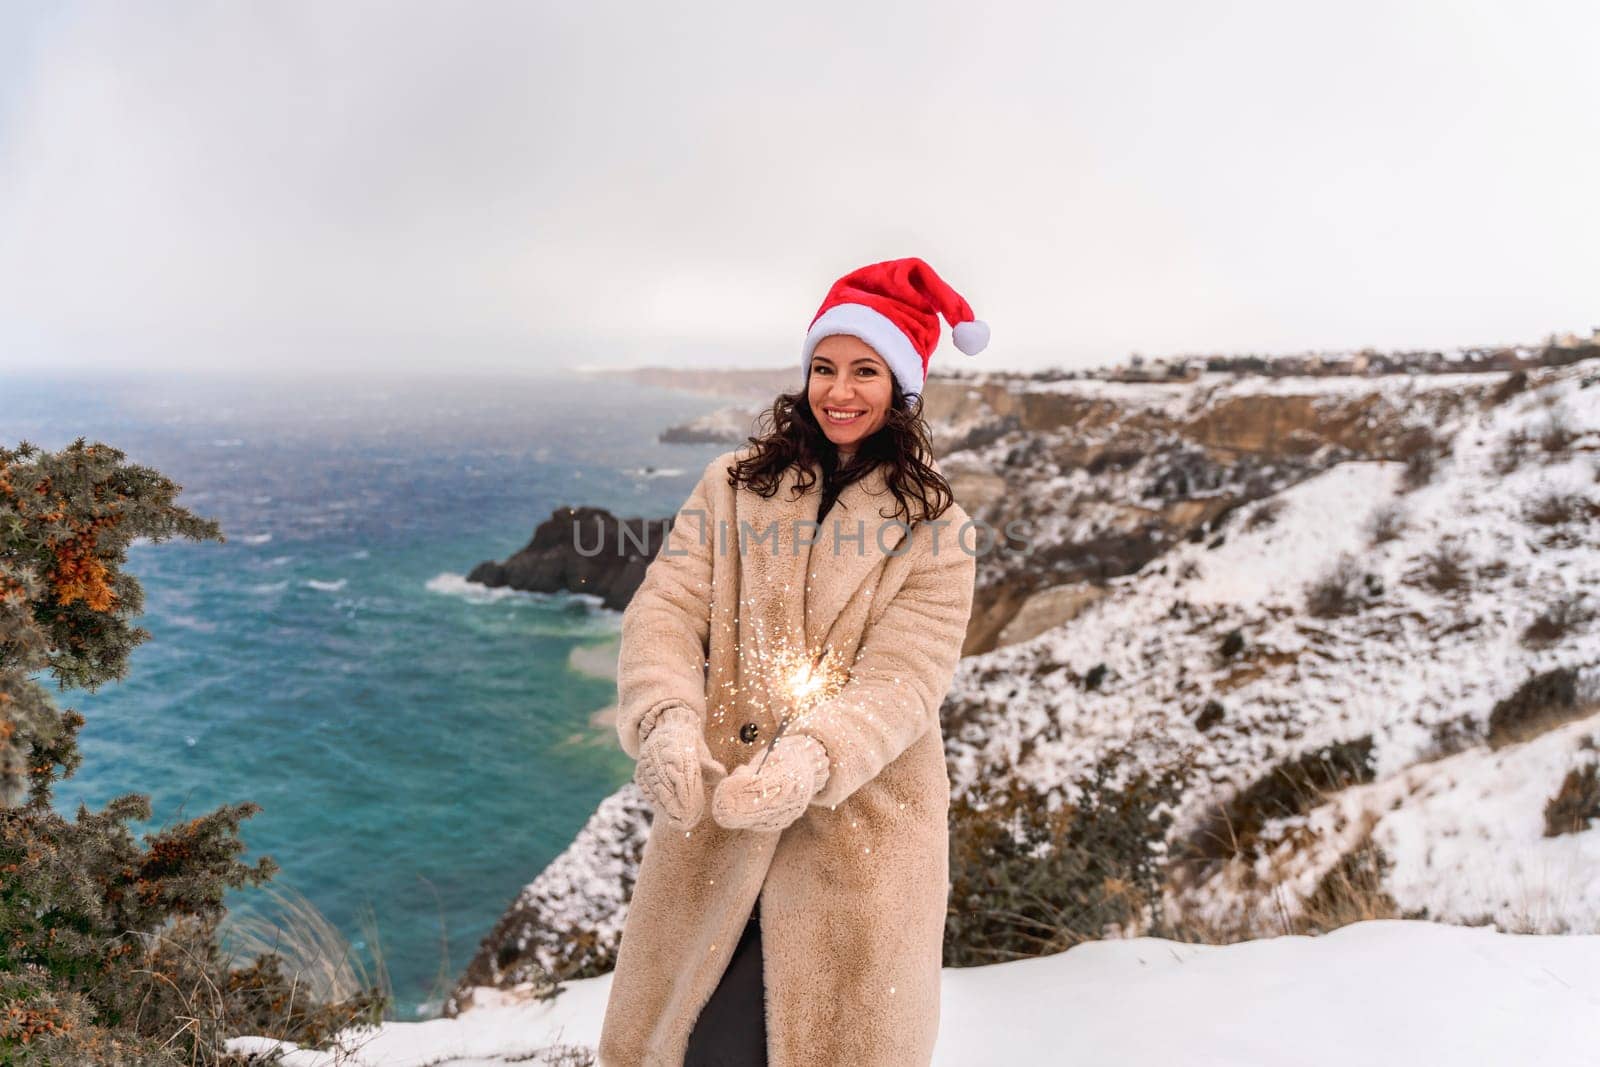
left=711, top=734, right=830, bottom=833
left=635, top=703, right=723, bottom=831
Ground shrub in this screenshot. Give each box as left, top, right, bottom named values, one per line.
left=0, top=440, right=387, bottom=1066
left=1539, top=411, right=1576, bottom=455
left=1306, top=554, right=1383, bottom=618
left=1493, top=428, right=1533, bottom=475
left=1487, top=370, right=1528, bottom=406
left=1486, top=667, right=1582, bottom=748
left=945, top=737, right=1192, bottom=965
left=1416, top=714, right=1484, bottom=761
left=1522, top=593, right=1594, bottom=648
left=1218, top=629, right=1245, bottom=659
left=1523, top=490, right=1591, bottom=526
left=1544, top=764, right=1600, bottom=836
left=1394, top=427, right=1445, bottom=491
left=1244, top=498, right=1286, bottom=532
left=1417, top=543, right=1469, bottom=594
left=1084, top=447, right=1144, bottom=476
left=1366, top=502, right=1406, bottom=544
left=1082, top=663, right=1108, bottom=691
left=1194, top=699, right=1226, bottom=732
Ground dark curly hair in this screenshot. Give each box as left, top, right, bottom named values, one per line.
left=725, top=371, right=955, bottom=526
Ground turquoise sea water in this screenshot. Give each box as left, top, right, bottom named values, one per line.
left=0, top=368, right=731, bottom=1018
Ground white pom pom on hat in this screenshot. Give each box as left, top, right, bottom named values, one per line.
left=952, top=319, right=990, bottom=355
left=799, top=257, right=988, bottom=404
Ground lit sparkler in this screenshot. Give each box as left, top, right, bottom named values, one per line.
left=754, top=643, right=848, bottom=774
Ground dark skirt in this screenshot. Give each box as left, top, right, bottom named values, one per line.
left=683, top=898, right=767, bottom=1066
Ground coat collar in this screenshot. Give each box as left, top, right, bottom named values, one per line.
left=735, top=455, right=911, bottom=653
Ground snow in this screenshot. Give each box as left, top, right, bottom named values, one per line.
left=229, top=918, right=1600, bottom=1065
left=1183, top=462, right=1401, bottom=606
left=1016, top=368, right=1513, bottom=419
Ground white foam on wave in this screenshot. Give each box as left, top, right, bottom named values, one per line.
left=306, top=578, right=347, bottom=592
left=425, top=572, right=612, bottom=612
left=246, top=580, right=289, bottom=595
left=425, top=572, right=526, bottom=603
left=240, top=532, right=273, bottom=545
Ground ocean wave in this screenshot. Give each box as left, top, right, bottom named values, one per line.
left=246, top=580, right=289, bottom=595
left=349, top=548, right=370, bottom=559
left=425, top=572, right=614, bottom=615
left=306, top=578, right=347, bottom=592
left=164, top=613, right=219, bottom=632
left=240, top=532, right=273, bottom=545
left=629, top=466, right=685, bottom=479
left=425, top=572, right=527, bottom=603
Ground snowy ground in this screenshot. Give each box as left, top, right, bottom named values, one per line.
left=231, top=918, right=1600, bottom=1066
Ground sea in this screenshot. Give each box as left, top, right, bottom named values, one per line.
left=0, top=367, right=733, bottom=1019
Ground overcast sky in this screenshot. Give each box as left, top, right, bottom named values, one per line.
left=3, top=0, right=1597, bottom=377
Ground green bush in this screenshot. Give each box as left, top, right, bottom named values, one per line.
left=1, top=440, right=385, bottom=1065
left=945, top=735, right=1191, bottom=966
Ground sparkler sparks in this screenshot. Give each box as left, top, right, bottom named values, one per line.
left=753, top=641, right=849, bottom=774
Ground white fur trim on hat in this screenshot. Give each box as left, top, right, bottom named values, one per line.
left=952, top=319, right=990, bottom=355
left=801, top=303, right=925, bottom=402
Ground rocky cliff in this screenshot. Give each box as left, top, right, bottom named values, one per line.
left=466, top=507, right=670, bottom=612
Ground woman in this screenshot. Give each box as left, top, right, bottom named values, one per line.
left=599, top=258, right=988, bottom=1067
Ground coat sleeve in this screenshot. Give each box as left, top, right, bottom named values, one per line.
left=787, top=523, right=977, bottom=809
left=615, top=459, right=721, bottom=761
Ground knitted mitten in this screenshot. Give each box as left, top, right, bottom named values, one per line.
left=711, top=734, right=831, bottom=832
left=634, top=703, right=721, bottom=831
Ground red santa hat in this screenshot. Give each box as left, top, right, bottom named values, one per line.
left=801, top=257, right=988, bottom=406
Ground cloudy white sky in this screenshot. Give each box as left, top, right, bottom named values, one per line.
left=2, top=0, right=1597, bottom=376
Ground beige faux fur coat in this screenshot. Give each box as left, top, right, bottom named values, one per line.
left=598, top=443, right=977, bottom=1067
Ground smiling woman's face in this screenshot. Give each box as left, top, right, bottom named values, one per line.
left=807, top=334, right=893, bottom=452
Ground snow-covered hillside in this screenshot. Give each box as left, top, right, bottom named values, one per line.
left=233, top=919, right=1600, bottom=1065
left=945, top=359, right=1600, bottom=933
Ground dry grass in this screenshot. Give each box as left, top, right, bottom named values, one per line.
left=1164, top=821, right=1402, bottom=945
left=211, top=882, right=391, bottom=1061
left=1172, top=736, right=1376, bottom=880
left=1545, top=763, right=1600, bottom=837
left=219, top=883, right=392, bottom=1013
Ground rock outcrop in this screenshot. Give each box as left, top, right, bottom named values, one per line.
left=466, top=506, right=671, bottom=611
